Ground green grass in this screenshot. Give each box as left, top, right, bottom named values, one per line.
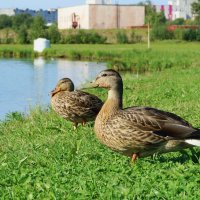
left=0, top=44, right=35, bottom=58
left=1, top=41, right=200, bottom=72
left=0, top=66, right=200, bottom=199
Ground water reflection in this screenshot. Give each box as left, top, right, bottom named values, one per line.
left=0, top=57, right=107, bottom=119
left=57, top=60, right=103, bottom=87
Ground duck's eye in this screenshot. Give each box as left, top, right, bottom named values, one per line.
left=102, top=74, right=107, bottom=77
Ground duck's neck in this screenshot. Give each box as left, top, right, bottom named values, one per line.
left=108, top=86, right=123, bottom=108
left=99, top=84, right=123, bottom=118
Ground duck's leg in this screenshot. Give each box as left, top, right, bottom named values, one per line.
left=73, top=122, right=78, bottom=130
left=132, top=153, right=138, bottom=162
left=81, top=120, right=86, bottom=127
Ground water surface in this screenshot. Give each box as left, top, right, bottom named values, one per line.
left=0, top=58, right=107, bottom=120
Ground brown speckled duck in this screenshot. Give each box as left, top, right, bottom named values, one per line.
left=51, top=78, right=103, bottom=130
left=89, top=69, right=200, bottom=161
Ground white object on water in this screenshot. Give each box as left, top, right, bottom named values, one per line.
left=34, top=38, right=50, bottom=53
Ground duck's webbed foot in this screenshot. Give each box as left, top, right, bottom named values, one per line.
left=73, top=122, right=78, bottom=131
left=81, top=120, right=86, bottom=127
left=132, top=153, right=138, bottom=162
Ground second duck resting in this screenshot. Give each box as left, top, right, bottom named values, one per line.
left=51, top=78, right=103, bottom=130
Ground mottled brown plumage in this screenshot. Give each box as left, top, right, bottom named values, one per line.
left=90, top=69, right=200, bottom=159
left=51, top=78, right=103, bottom=129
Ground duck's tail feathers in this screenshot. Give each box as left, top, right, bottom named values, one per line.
left=185, top=139, right=200, bottom=147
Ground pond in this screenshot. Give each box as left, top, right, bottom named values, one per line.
left=0, top=58, right=107, bottom=120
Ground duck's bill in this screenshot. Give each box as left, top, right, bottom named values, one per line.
left=80, top=81, right=99, bottom=89
left=50, top=87, right=61, bottom=96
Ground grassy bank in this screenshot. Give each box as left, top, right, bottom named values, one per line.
left=1, top=41, right=200, bottom=72
left=0, top=44, right=35, bottom=58
left=0, top=66, right=200, bottom=199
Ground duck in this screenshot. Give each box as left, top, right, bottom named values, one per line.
left=88, top=69, right=200, bottom=161
left=51, top=78, right=103, bottom=130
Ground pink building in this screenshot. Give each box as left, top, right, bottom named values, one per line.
left=154, top=5, right=173, bottom=20
left=155, top=0, right=196, bottom=21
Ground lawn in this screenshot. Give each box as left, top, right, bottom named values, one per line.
left=0, top=66, right=200, bottom=199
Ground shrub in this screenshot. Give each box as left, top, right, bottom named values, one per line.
left=116, top=31, right=129, bottom=43
left=151, top=25, right=174, bottom=40
left=173, top=28, right=184, bottom=40
left=196, top=29, right=200, bottom=41
left=0, top=28, right=15, bottom=44
left=182, top=29, right=197, bottom=41
left=0, top=38, right=14, bottom=44
left=171, top=18, right=185, bottom=25
left=129, top=30, right=143, bottom=43
left=64, top=30, right=107, bottom=44
left=88, top=32, right=107, bottom=44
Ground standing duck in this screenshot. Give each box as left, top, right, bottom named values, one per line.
left=88, top=69, right=200, bottom=160
left=51, top=78, right=103, bottom=130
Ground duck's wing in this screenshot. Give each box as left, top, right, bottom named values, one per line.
left=74, top=90, right=103, bottom=112
left=59, top=90, right=103, bottom=117
left=119, top=106, right=199, bottom=140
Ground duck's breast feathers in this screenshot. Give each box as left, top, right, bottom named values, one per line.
left=117, top=106, right=199, bottom=140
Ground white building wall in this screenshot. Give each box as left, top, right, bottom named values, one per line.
left=58, top=5, right=90, bottom=29
left=118, top=6, right=145, bottom=28
left=86, top=0, right=112, bottom=4
left=89, top=5, right=144, bottom=29
left=58, top=5, right=144, bottom=29
left=89, top=5, right=117, bottom=29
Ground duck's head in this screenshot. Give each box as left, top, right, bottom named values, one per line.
left=91, top=69, right=123, bottom=90
left=51, top=78, right=74, bottom=97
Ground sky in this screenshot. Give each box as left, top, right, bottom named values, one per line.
left=0, top=0, right=167, bottom=10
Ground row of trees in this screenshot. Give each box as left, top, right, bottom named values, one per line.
left=0, top=14, right=61, bottom=44
left=0, top=13, right=108, bottom=44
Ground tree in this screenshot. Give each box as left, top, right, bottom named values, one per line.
left=47, top=24, right=61, bottom=43
left=16, top=25, right=29, bottom=44
left=12, top=14, right=33, bottom=31
left=191, top=0, right=200, bottom=22
left=154, top=11, right=167, bottom=25
left=138, top=0, right=166, bottom=25
left=138, top=0, right=155, bottom=24
left=28, top=15, right=47, bottom=42
left=0, top=15, right=12, bottom=29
